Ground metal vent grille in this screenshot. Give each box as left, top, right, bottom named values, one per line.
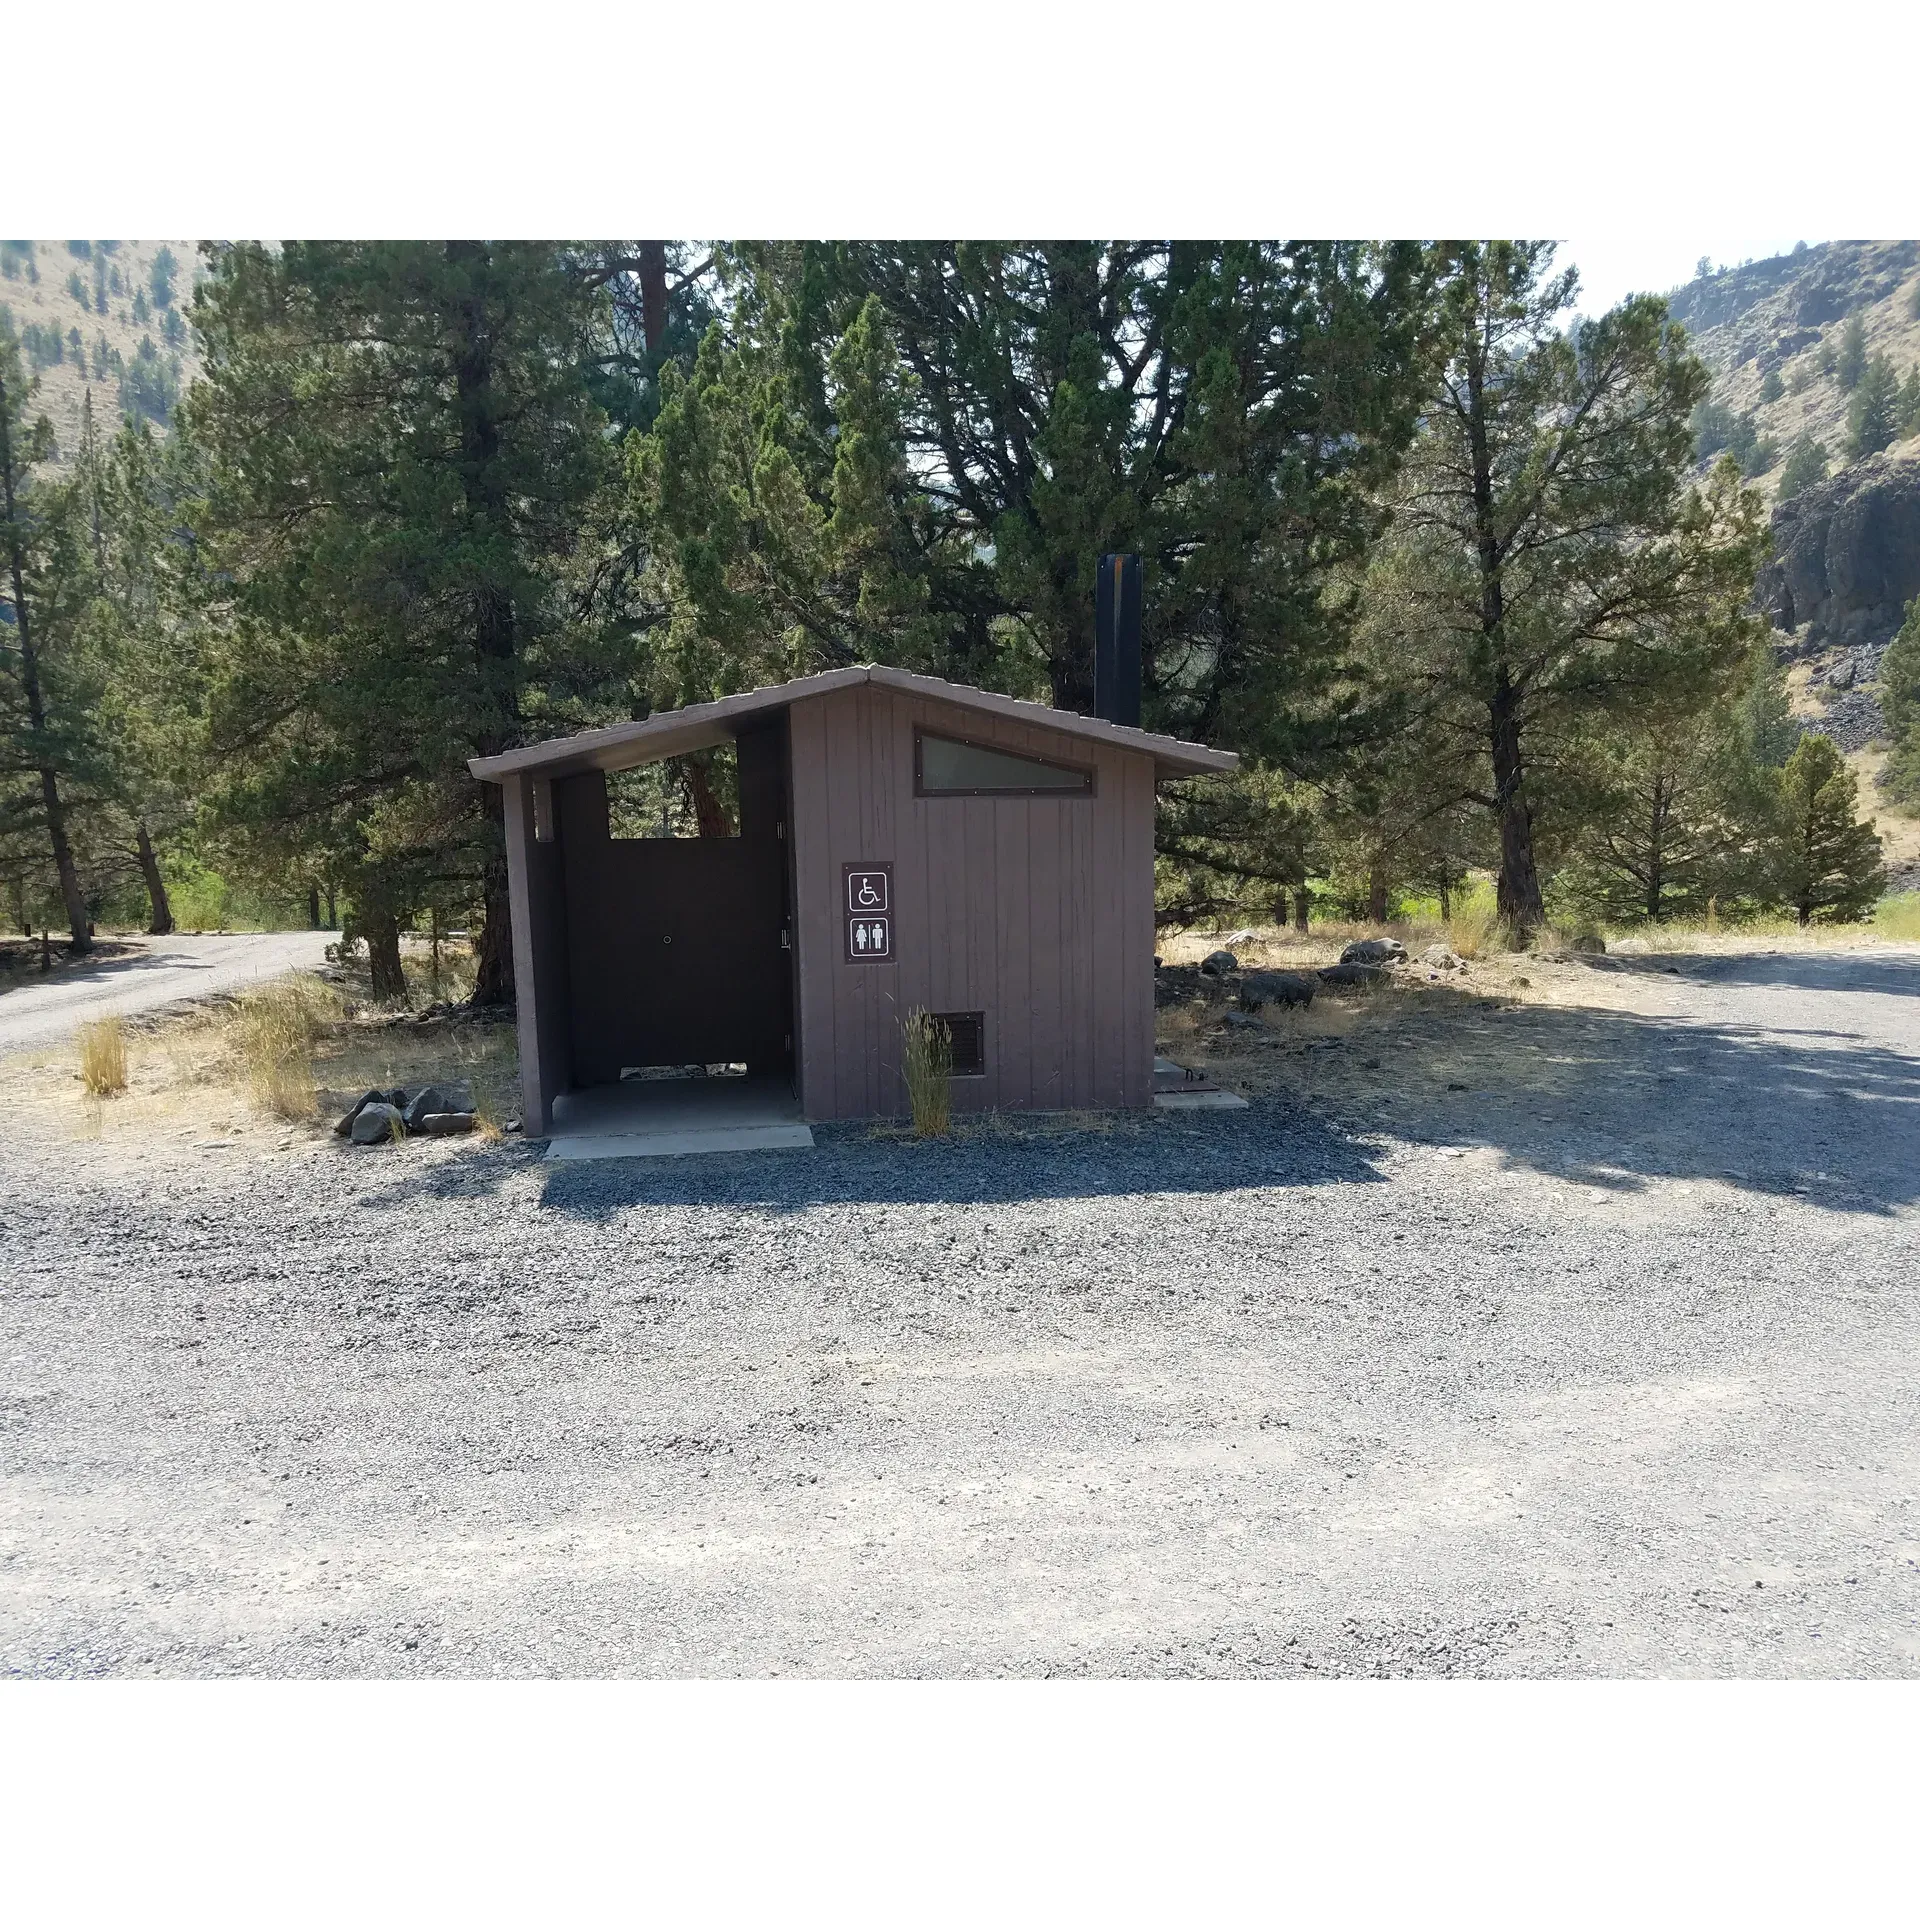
left=938, top=1011, right=985, bottom=1077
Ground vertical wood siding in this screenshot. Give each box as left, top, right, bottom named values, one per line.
left=789, top=683, right=1155, bottom=1120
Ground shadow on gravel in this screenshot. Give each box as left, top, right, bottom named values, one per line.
left=1652, top=949, right=1920, bottom=999
left=1356, top=989, right=1920, bottom=1216
left=352, top=1096, right=1388, bottom=1219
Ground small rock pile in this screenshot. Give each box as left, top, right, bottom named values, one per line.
left=333, top=1082, right=479, bottom=1145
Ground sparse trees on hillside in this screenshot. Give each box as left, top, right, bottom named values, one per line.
left=1759, top=367, right=1784, bottom=404
left=1881, top=597, right=1920, bottom=809
left=149, top=246, right=176, bottom=310
left=1848, top=354, right=1902, bottom=458
left=1835, top=314, right=1867, bottom=391
left=1777, top=434, right=1829, bottom=502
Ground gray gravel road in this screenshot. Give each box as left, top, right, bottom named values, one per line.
left=2, top=946, right=1916, bottom=1677
left=0, top=933, right=334, bottom=1055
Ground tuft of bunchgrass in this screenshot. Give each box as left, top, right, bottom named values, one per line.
left=1447, top=893, right=1500, bottom=959
left=901, top=1007, right=953, bottom=1138
left=231, top=975, right=339, bottom=1120
left=77, top=1017, right=129, bottom=1098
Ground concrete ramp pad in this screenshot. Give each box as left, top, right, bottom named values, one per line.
left=546, top=1122, right=815, bottom=1162
left=1154, top=1090, right=1248, bottom=1111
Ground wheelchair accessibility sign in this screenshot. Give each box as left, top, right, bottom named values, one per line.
left=843, top=864, right=894, bottom=963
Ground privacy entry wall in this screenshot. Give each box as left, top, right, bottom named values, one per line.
left=557, top=717, right=793, bottom=1083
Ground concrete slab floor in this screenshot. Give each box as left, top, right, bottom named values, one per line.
left=545, top=1074, right=814, bottom=1161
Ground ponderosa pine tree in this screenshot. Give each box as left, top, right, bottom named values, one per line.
left=185, top=242, right=620, bottom=1002
left=1879, top=596, right=1920, bottom=809
left=1759, top=733, right=1883, bottom=924
left=1383, top=243, right=1768, bottom=932
left=1835, top=314, right=1867, bottom=392
left=0, top=323, right=94, bottom=950
left=638, top=243, right=1435, bottom=770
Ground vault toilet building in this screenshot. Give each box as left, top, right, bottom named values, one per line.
left=470, top=664, right=1235, bottom=1139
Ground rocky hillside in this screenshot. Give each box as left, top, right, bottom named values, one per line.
left=1670, top=240, right=1920, bottom=507
left=0, top=240, right=201, bottom=470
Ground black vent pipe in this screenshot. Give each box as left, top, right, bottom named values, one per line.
left=1094, top=552, right=1141, bottom=727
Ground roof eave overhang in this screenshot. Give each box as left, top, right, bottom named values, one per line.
left=468, top=664, right=1239, bottom=784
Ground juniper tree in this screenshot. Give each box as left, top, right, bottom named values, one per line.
left=1847, top=353, right=1902, bottom=458
left=1776, top=434, right=1829, bottom=503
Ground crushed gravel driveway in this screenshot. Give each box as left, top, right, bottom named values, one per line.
left=2, top=944, right=1916, bottom=1677
left=0, top=933, right=333, bottom=1056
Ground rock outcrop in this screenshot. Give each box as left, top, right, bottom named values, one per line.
left=1762, top=450, right=1920, bottom=649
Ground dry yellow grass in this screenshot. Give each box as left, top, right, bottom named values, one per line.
left=76, top=1017, right=128, bottom=1097
left=231, top=977, right=339, bottom=1120
left=901, top=1008, right=954, bottom=1138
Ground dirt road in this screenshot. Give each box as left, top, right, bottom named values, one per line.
left=0, top=933, right=333, bottom=1056
left=1, top=939, right=1915, bottom=1677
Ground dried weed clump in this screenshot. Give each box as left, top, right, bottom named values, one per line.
left=232, top=976, right=340, bottom=1120
left=901, top=1008, right=954, bottom=1138
left=77, top=1018, right=129, bottom=1098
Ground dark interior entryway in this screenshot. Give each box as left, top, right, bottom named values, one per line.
left=557, top=718, right=794, bottom=1086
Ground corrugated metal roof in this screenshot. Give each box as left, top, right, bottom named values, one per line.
left=467, top=665, right=1238, bottom=782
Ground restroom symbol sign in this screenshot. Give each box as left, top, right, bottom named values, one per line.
left=843, top=863, right=894, bottom=963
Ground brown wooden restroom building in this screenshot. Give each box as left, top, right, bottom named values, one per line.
left=469, top=665, right=1236, bottom=1137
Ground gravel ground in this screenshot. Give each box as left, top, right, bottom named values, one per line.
left=2, top=944, right=1917, bottom=1678
left=0, top=933, right=333, bottom=1055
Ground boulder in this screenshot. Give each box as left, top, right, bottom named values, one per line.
left=1420, top=944, right=1462, bottom=969
left=402, top=1082, right=477, bottom=1131
left=1318, top=962, right=1391, bottom=988
left=1221, top=1009, right=1263, bottom=1031
left=349, top=1101, right=404, bottom=1145
left=416, top=1110, right=477, bottom=1136
left=1339, top=937, right=1406, bottom=966
left=334, top=1088, right=390, bottom=1138
left=1222, top=929, right=1260, bottom=948
left=1569, top=932, right=1607, bottom=954
left=1237, top=968, right=1316, bottom=1010
left=1198, top=949, right=1239, bottom=976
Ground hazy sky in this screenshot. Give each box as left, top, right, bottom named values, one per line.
left=1557, top=235, right=1818, bottom=317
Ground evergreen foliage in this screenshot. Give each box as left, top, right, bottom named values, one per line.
left=1759, top=367, right=1784, bottom=404
left=1834, top=314, right=1867, bottom=391
left=1881, top=597, right=1920, bottom=810
left=1371, top=243, right=1768, bottom=930
left=185, top=241, right=623, bottom=1000
left=1847, top=353, right=1901, bottom=457
left=1776, top=434, right=1829, bottom=503
left=149, top=246, right=177, bottom=309
left=1756, top=734, right=1883, bottom=924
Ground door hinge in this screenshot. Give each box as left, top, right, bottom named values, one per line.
left=779, top=929, right=791, bottom=949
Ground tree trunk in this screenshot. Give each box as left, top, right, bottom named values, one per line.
left=685, top=757, right=734, bottom=838
left=1367, top=860, right=1389, bottom=924
left=638, top=242, right=670, bottom=355
left=1438, top=871, right=1452, bottom=922
left=135, top=822, right=173, bottom=934
left=0, top=370, right=91, bottom=955
left=448, top=244, right=521, bottom=1011
left=307, top=885, right=321, bottom=931
left=1292, top=887, right=1310, bottom=932
left=359, top=892, right=407, bottom=1001
left=325, top=884, right=337, bottom=931
left=1489, top=681, right=1545, bottom=933
left=1466, top=319, right=1542, bottom=940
